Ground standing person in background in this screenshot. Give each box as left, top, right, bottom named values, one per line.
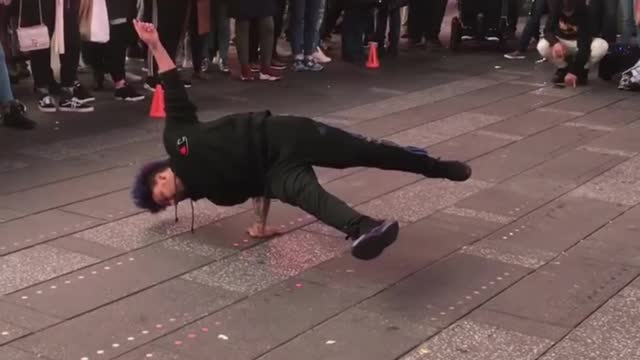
left=505, top=0, right=548, bottom=59
left=186, top=0, right=211, bottom=82
left=21, top=0, right=94, bottom=113
left=375, top=0, right=402, bottom=57
left=142, top=0, right=189, bottom=91
left=506, top=0, right=523, bottom=39
left=272, top=0, right=288, bottom=68
left=229, top=0, right=281, bottom=81
left=620, top=0, right=640, bottom=47
left=203, top=0, right=231, bottom=73
left=588, top=0, right=620, bottom=44
left=82, top=0, right=145, bottom=101
left=408, top=0, right=446, bottom=48
left=0, top=35, right=35, bottom=129
left=290, top=0, right=326, bottom=71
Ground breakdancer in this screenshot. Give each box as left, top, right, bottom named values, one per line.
left=130, top=20, right=472, bottom=260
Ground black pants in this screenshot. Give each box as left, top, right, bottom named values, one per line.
left=375, top=6, right=401, bottom=52
left=144, top=0, right=188, bottom=77
left=25, top=0, right=80, bottom=89
left=516, top=0, right=547, bottom=51
left=460, top=0, right=502, bottom=31
left=408, top=0, right=447, bottom=42
left=342, top=5, right=369, bottom=62
left=264, top=116, right=436, bottom=237
left=82, top=22, right=134, bottom=84
left=188, top=0, right=204, bottom=73
left=588, top=0, right=619, bottom=43
left=273, top=0, right=287, bottom=56
left=507, top=0, right=522, bottom=33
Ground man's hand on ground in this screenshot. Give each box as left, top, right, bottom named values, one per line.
left=246, top=223, right=283, bottom=239
left=564, top=72, right=578, bottom=88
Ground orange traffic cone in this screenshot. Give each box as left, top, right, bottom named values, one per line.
left=366, top=41, right=380, bottom=69
left=149, top=84, right=166, bottom=119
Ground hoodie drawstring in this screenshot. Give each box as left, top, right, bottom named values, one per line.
left=173, top=174, right=195, bottom=233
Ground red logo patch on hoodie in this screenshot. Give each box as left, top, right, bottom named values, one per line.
left=177, top=136, right=189, bottom=156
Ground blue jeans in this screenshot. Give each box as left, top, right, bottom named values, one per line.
left=290, top=0, right=323, bottom=56
left=204, top=1, right=230, bottom=62
left=0, top=46, right=14, bottom=104
left=314, top=0, right=327, bottom=48
left=517, top=0, right=547, bottom=51
left=621, top=0, right=640, bottom=46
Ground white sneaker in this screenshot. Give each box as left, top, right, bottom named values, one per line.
left=312, top=47, right=332, bottom=64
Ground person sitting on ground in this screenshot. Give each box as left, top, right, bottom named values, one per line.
left=129, top=20, right=473, bottom=261
left=537, top=0, right=608, bottom=87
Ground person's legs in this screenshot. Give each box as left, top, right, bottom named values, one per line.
left=258, top=17, right=275, bottom=72
left=273, top=0, right=288, bottom=60
left=341, top=5, right=367, bottom=62
left=236, top=19, right=251, bottom=70
left=507, top=0, right=522, bottom=34
left=0, top=45, right=35, bottom=129
left=460, top=0, right=480, bottom=35
left=588, top=0, right=604, bottom=38
left=426, top=0, right=447, bottom=42
left=215, top=2, right=231, bottom=70
left=290, top=0, right=305, bottom=57
left=150, top=1, right=187, bottom=81
left=602, top=0, right=620, bottom=43
left=303, top=0, right=323, bottom=56
left=188, top=0, right=205, bottom=77
left=484, top=0, right=502, bottom=36
left=249, top=18, right=260, bottom=65
left=375, top=7, right=389, bottom=49
left=621, top=0, right=635, bottom=44
left=265, top=115, right=471, bottom=180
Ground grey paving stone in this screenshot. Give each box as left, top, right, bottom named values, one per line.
left=115, top=346, right=195, bottom=360
left=461, top=195, right=625, bottom=268
left=61, top=189, right=143, bottom=221
left=0, top=319, right=30, bottom=345
left=427, top=131, right=515, bottom=162
left=521, top=148, right=627, bottom=185
left=0, top=166, right=137, bottom=213
left=584, top=121, right=640, bottom=154
left=468, top=308, right=569, bottom=341
left=399, top=319, right=553, bottom=360
left=0, top=245, right=97, bottom=295
left=183, top=231, right=347, bottom=294
left=485, top=253, right=638, bottom=328
left=545, top=92, right=629, bottom=114
left=356, top=179, right=492, bottom=223
left=0, top=208, right=24, bottom=223
left=539, top=286, right=640, bottom=360
left=567, top=107, right=640, bottom=130
left=0, top=157, right=115, bottom=196
left=0, top=159, right=29, bottom=173
left=11, top=278, right=239, bottom=360
left=352, top=83, right=536, bottom=138
left=332, top=77, right=497, bottom=120
left=300, top=210, right=501, bottom=295
left=472, top=93, right=560, bottom=118
left=356, top=253, right=528, bottom=330
left=570, top=155, right=640, bottom=205
left=18, top=127, right=158, bottom=161
left=386, top=113, right=504, bottom=148
left=569, top=205, right=640, bottom=267
left=78, top=139, right=166, bottom=166
left=1, top=346, right=54, bottom=360
left=469, top=125, right=607, bottom=182
left=4, top=241, right=217, bottom=319
left=324, top=168, right=421, bottom=205
left=480, top=108, right=578, bottom=137
left=153, top=278, right=364, bottom=360
left=528, top=85, right=585, bottom=98
left=258, top=306, right=435, bottom=360
left=611, top=96, right=640, bottom=111
left=71, top=201, right=245, bottom=251
left=0, top=300, right=60, bottom=332
left=48, top=235, right=124, bottom=260
left=0, top=210, right=102, bottom=256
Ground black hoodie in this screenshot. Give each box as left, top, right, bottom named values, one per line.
left=544, top=0, right=592, bottom=75
left=160, top=69, right=270, bottom=206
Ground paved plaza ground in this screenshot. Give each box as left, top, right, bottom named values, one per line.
left=1, top=30, right=640, bottom=360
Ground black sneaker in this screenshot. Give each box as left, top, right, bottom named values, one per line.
left=38, top=94, right=57, bottom=112
left=426, top=160, right=472, bottom=182
left=59, top=97, right=94, bottom=112
left=144, top=77, right=160, bottom=92
left=2, top=101, right=36, bottom=130
left=72, top=82, right=95, bottom=103
left=504, top=50, right=526, bottom=60
left=114, top=84, right=145, bottom=102
left=552, top=68, right=568, bottom=85
left=183, top=80, right=192, bottom=88
left=351, top=220, right=399, bottom=260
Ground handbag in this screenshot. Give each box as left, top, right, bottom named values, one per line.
left=16, top=0, right=50, bottom=52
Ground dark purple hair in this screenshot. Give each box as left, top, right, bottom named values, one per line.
left=131, top=159, right=171, bottom=213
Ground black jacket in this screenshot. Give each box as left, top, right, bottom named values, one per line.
left=226, top=0, right=276, bottom=20
left=106, top=0, right=137, bottom=22
left=544, top=0, right=592, bottom=74
left=160, top=69, right=270, bottom=206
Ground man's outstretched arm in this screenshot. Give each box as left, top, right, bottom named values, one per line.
left=133, top=20, right=198, bottom=124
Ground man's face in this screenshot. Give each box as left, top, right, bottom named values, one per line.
left=151, top=168, right=177, bottom=208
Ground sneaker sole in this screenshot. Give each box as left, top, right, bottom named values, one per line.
left=351, top=220, right=399, bottom=260
left=76, top=97, right=96, bottom=104
left=504, top=55, right=525, bottom=60
left=59, top=107, right=94, bottom=112
left=38, top=107, right=57, bottom=113
left=115, top=96, right=146, bottom=102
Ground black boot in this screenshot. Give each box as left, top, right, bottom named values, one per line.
left=349, top=217, right=399, bottom=260
left=552, top=67, right=568, bottom=85
left=2, top=101, right=36, bottom=130
left=426, top=159, right=472, bottom=182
